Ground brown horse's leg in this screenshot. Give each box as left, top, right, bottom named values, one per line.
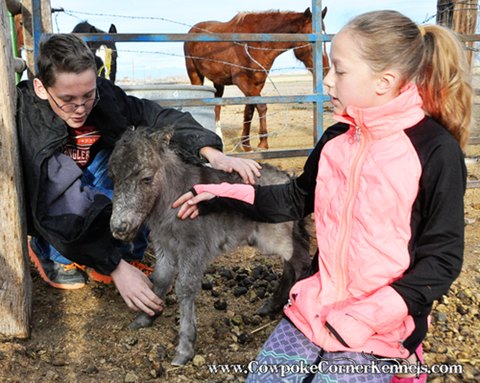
left=256, top=103, right=268, bottom=150
left=214, top=84, right=224, bottom=123
left=236, top=80, right=267, bottom=151
left=214, top=84, right=225, bottom=139
left=241, top=104, right=255, bottom=152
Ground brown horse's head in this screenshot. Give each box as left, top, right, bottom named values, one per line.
left=293, top=7, right=330, bottom=76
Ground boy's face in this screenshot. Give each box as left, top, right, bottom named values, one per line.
left=34, top=70, right=97, bottom=128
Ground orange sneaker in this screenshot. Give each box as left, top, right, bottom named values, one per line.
left=89, top=261, right=154, bottom=284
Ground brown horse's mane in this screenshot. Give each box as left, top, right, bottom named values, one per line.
left=232, top=10, right=306, bottom=30
left=233, top=10, right=290, bottom=24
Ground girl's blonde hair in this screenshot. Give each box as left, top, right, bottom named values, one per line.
left=344, top=10, right=473, bottom=149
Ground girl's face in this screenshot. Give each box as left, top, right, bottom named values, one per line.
left=323, top=30, right=384, bottom=116
left=34, top=70, right=97, bottom=128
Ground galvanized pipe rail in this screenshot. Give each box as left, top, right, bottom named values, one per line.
left=72, top=32, right=335, bottom=44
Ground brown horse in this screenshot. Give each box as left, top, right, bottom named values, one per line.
left=184, top=8, right=329, bottom=151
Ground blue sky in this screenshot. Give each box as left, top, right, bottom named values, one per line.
left=48, top=0, right=437, bottom=81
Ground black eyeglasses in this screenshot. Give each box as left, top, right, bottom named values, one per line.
left=45, top=87, right=100, bottom=113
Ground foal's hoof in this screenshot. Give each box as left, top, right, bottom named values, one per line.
left=172, top=352, right=194, bottom=366
left=128, top=312, right=158, bottom=330
left=255, top=298, right=281, bottom=316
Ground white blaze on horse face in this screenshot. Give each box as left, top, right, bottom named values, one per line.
left=96, top=45, right=111, bottom=78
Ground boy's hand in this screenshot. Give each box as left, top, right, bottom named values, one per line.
left=200, top=147, right=261, bottom=184
left=111, top=260, right=164, bottom=315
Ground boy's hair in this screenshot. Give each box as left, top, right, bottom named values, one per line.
left=344, top=10, right=473, bottom=149
left=36, top=33, right=97, bottom=88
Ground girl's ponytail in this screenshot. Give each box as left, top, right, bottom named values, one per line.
left=416, top=25, right=473, bottom=149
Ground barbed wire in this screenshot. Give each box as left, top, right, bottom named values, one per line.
left=421, top=1, right=479, bottom=24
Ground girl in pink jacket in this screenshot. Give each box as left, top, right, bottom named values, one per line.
left=174, top=10, right=472, bottom=383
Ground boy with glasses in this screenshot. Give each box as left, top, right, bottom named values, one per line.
left=16, top=33, right=261, bottom=316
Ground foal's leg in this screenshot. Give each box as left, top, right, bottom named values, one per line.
left=171, top=264, right=203, bottom=366
left=129, top=247, right=177, bottom=330
left=254, top=220, right=311, bottom=316
left=256, top=260, right=296, bottom=316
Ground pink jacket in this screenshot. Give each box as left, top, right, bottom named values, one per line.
left=194, top=83, right=464, bottom=357
left=282, top=83, right=424, bottom=357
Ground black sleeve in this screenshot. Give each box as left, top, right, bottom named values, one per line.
left=391, top=136, right=466, bottom=317
left=197, top=177, right=313, bottom=223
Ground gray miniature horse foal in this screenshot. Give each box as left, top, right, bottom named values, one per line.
left=109, top=127, right=310, bottom=366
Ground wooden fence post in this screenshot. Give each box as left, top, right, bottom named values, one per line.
left=19, top=0, right=52, bottom=79
left=437, top=0, right=478, bottom=66
left=19, top=0, right=35, bottom=78
left=437, top=0, right=455, bottom=27
left=0, top=0, right=32, bottom=338
left=453, top=0, right=478, bottom=66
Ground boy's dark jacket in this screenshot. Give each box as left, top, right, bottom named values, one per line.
left=16, top=76, right=223, bottom=275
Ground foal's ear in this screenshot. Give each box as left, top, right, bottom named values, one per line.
left=304, top=8, right=312, bottom=18
left=162, top=126, right=175, bottom=144
left=109, top=24, right=117, bottom=34
left=322, top=7, right=327, bottom=18
left=149, top=126, right=174, bottom=146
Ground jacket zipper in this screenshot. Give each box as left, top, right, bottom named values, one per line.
left=334, top=123, right=371, bottom=307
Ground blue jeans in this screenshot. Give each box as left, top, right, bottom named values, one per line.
left=33, top=149, right=148, bottom=266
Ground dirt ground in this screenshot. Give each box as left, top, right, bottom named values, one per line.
left=2, top=75, right=480, bottom=382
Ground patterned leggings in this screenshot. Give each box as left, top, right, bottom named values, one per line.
left=246, top=318, right=394, bottom=383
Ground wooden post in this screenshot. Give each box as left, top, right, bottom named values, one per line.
left=437, top=0, right=478, bottom=66
left=452, top=0, right=478, bottom=66
left=41, top=0, right=52, bottom=34
left=0, top=0, right=32, bottom=338
left=20, top=0, right=52, bottom=79
left=437, top=0, right=454, bottom=27
left=19, top=0, right=34, bottom=78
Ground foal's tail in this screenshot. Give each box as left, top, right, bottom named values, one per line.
left=256, top=217, right=312, bottom=316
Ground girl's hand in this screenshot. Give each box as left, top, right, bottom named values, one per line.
left=172, top=191, right=215, bottom=220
